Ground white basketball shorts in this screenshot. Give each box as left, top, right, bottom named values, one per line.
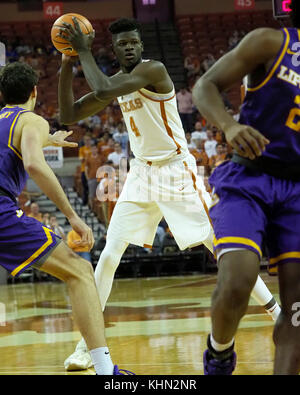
left=106, top=153, right=212, bottom=250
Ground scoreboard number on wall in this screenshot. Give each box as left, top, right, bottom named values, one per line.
left=234, top=0, right=255, bottom=10
left=43, top=2, right=64, bottom=20
left=273, top=0, right=292, bottom=18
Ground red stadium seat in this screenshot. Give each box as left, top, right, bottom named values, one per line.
left=180, top=31, right=194, bottom=40
left=177, top=17, right=191, bottom=25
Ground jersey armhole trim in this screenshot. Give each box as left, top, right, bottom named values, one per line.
left=138, top=89, right=176, bottom=102
left=247, top=28, right=290, bottom=93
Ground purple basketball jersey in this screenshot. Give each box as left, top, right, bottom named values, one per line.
left=239, top=28, right=300, bottom=164
left=0, top=105, right=61, bottom=277
left=0, top=106, right=29, bottom=198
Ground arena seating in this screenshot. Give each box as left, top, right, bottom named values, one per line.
left=2, top=11, right=281, bottom=281
left=175, top=10, right=285, bottom=109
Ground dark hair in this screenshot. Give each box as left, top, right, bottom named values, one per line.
left=290, top=0, right=300, bottom=28
left=0, top=62, right=38, bottom=104
left=109, top=18, right=141, bottom=37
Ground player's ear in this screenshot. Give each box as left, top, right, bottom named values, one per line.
left=32, top=85, right=37, bottom=99
left=111, top=43, right=116, bottom=55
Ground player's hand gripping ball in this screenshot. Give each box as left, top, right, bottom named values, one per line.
left=51, top=13, right=94, bottom=56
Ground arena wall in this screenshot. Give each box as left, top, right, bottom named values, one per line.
left=174, top=0, right=272, bottom=15
left=0, top=0, right=133, bottom=22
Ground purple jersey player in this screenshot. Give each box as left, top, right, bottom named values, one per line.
left=193, top=0, right=300, bottom=376
left=0, top=61, right=133, bottom=375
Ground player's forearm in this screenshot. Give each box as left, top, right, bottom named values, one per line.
left=58, top=62, right=76, bottom=124
left=26, top=161, right=77, bottom=220
left=77, top=48, right=110, bottom=95
left=192, top=77, right=238, bottom=132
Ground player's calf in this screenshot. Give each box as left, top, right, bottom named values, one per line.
left=204, top=250, right=260, bottom=375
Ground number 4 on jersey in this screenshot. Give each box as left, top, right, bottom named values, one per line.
left=130, top=116, right=141, bottom=137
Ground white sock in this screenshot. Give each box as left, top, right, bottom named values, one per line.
left=266, top=302, right=281, bottom=321
left=251, top=276, right=281, bottom=320
left=76, top=239, right=128, bottom=355
left=90, top=347, right=114, bottom=375
left=210, top=334, right=234, bottom=352
left=251, top=275, right=274, bottom=306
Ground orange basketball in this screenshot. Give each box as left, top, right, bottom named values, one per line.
left=51, top=13, right=93, bottom=56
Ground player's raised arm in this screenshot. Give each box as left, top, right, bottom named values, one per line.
left=58, top=55, right=112, bottom=125
left=58, top=17, right=172, bottom=102
left=192, top=28, right=282, bottom=159
left=20, top=112, right=94, bottom=248
left=94, top=61, right=169, bottom=100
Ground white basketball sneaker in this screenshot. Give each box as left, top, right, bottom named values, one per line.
left=64, top=338, right=93, bottom=371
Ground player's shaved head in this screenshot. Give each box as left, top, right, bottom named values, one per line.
left=290, top=0, right=300, bottom=28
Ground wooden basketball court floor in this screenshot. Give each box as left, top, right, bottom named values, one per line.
left=0, top=272, right=279, bottom=375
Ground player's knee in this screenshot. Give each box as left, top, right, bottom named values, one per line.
left=214, top=274, right=255, bottom=308
left=59, top=250, right=94, bottom=283
left=98, top=247, right=121, bottom=271
left=216, top=250, right=259, bottom=301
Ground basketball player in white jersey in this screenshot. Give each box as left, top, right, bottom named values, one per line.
left=58, top=17, right=280, bottom=371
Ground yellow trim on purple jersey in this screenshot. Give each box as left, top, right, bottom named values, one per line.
left=7, top=110, right=27, bottom=161
left=213, top=235, right=262, bottom=257
left=269, top=251, right=300, bottom=265
left=247, top=28, right=290, bottom=92
left=11, top=226, right=54, bottom=276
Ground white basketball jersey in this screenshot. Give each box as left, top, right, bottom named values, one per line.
left=117, top=80, right=188, bottom=163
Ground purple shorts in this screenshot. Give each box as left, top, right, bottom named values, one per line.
left=0, top=196, right=61, bottom=277
left=209, top=161, right=300, bottom=271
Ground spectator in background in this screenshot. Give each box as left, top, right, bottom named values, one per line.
left=204, top=129, right=218, bottom=158
left=107, top=142, right=127, bottom=168
left=204, top=176, right=212, bottom=194
left=228, top=30, right=240, bottom=50
left=156, top=220, right=167, bottom=246
left=85, top=143, right=104, bottom=207
left=78, top=134, right=93, bottom=205
left=189, top=134, right=209, bottom=167
left=6, top=44, right=18, bottom=62
left=184, top=55, right=201, bottom=79
left=185, top=132, right=195, bottom=150
left=191, top=121, right=207, bottom=142
left=95, top=47, right=111, bottom=74
left=28, top=202, right=43, bottom=222
left=99, top=137, right=115, bottom=162
left=67, top=229, right=91, bottom=262
left=91, top=124, right=102, bottom=139
left=97, top=131, right=110, bottom=151
left=49, top=214, right=66, bottom=241
left=103, top=115, right=118, bottom=135
left=202, top=54, right=216, bottom=72
left=15, top=40, right=32, bottom=56
left=161, top=227, right=178, bottom=254
left=100, top=105, right=113, bottom=125
left=209, top=143, right=228, bottom=168
left=113, top=122, right=129, bottom=156
left=176, top=87, right=194, bottom=132
left=79, top=114, right=101, bottom=130
left=42, top=212, right=50, bottom=226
